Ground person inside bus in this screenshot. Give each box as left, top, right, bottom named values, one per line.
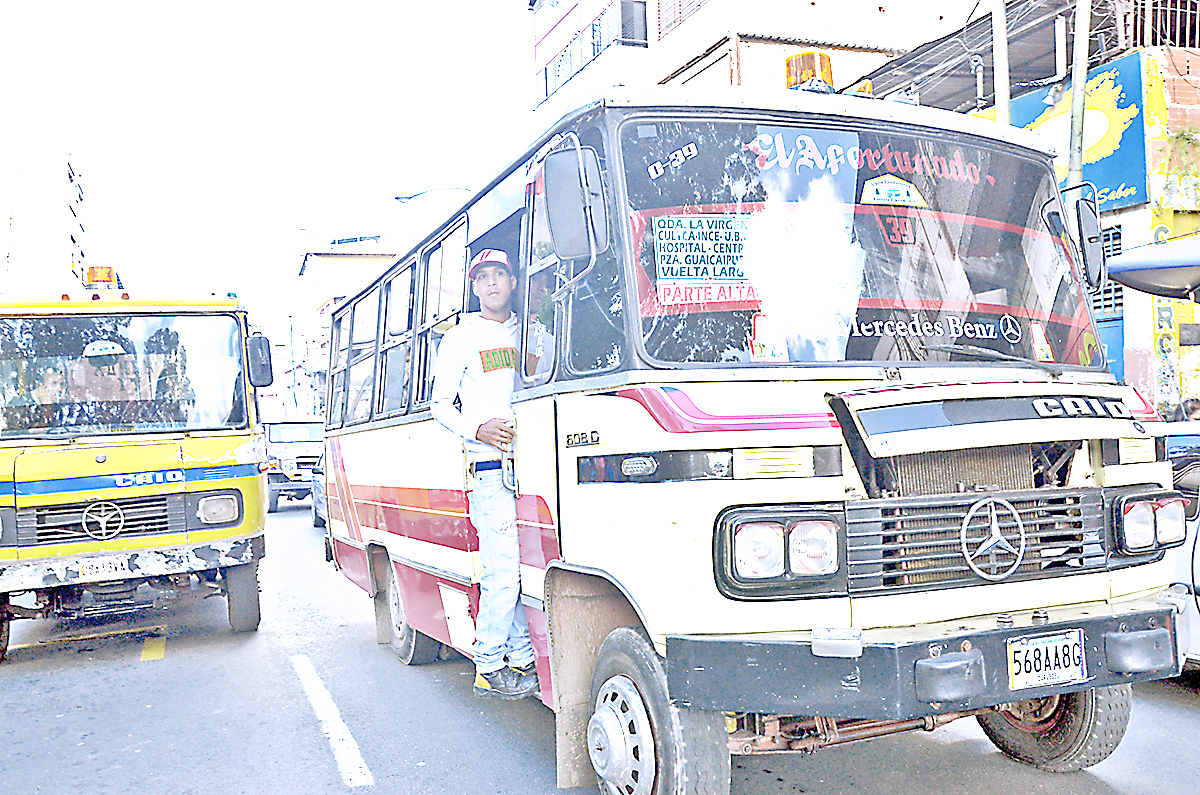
left=430, top=248, right=538, bottom=700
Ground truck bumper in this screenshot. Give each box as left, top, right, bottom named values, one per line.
left=0, top=535, right=265, bottom=593
left=666, top=595, right=1183, bottom=720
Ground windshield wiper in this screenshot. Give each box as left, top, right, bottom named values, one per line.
left=923, top=343, right=1064, bottom=377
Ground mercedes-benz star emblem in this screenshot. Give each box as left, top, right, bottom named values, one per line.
left=960, top=497, right=1026, bottom=581
left=1000, top=314, right=1023, bottom=345
left=81, top=501, right=126, bottom=541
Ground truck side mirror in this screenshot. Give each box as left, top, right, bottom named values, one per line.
left=1076, top=194, right=1107, bottom=292
left=543, top=145, right=609, bottom=261
left=247, top=335, right=274, bottom=387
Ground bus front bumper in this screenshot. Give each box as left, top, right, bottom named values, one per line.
left=0, top=535, right=265, bottom=593
left=665, top=594, right=1185, bottom=721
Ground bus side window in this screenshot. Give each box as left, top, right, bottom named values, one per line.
left=415, top=222, right=468, bottom=407
left=379, top=262, right=415, bottom=416
left=345, top=287, right=380, bottom=424
left=327, top=314, right=349, bottom=428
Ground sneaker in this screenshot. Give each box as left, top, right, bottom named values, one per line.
left=473, top=667, right=538, bottom=700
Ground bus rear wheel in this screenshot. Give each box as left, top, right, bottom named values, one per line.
left=976, top=685, right=1131, bottom=772
left=376, top=564, right=440, bottom=665
left=587, top=627, right=730, bottom=795
left=225, top=562, right=261, bottom=633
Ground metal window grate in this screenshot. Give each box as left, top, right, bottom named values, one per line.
left=1127, top=0, right=1200, bottom=47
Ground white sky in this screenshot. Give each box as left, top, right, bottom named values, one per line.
left=1, top=2, right=539, bottom=340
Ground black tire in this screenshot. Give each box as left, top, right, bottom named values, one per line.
left=0, top=613, right=10, bottom=663
left=587, top=627, right=730, bottom=795
left=225, top=562, right=261, bottom=632
left=977, top=685, right=1132, bottom=772
left=375, top=563, right=440, bottom=665
left=267, top=491, right=279, bottom=513
left=312, top=500, right=326, bottom=528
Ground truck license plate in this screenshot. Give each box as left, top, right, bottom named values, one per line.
left=78, top=558, right=130, bottom=579
left=1007, top=628, right=1086, bottom=691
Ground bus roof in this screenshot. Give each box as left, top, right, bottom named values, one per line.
left=553, top=86, right=1055, bottom=158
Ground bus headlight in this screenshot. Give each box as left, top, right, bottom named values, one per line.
left=717, top=507, right=845, bottom=599
left=1155, top=498, right=1187, bottom=545
left=1115, top=491, right=1188, bottom=553
left=1121, top=502, right=1155, bottom=550
left=197, top=495, right=240, bottom=525
left=735, top=522, right=784, bottom=578
left=789, top=520, right=839, bottom=575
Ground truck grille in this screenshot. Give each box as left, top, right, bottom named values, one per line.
left=295, top=455, right=320, bottom=470
left=845, top=488, right=1106, bottom=595
left=16, top=494, right=187, bottom=546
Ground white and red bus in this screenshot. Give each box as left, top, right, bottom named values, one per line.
left=322, top=88, right=1186, bottom=795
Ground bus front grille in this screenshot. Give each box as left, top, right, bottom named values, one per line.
left=16, top=494, right=187, bottom=546
left=845, top=488, right=1106, bottom=594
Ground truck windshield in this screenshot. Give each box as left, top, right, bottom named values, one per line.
left=0, top=314, right=246, bottom=437
left=621, top=117, right=1099, bottom=368
left=267, top=423, right=323, bottom=443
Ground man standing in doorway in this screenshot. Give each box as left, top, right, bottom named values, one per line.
left=431, top=248, right=538, bottom=700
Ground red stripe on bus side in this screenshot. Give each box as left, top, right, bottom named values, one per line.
left=616, top=386, right=840, bottom=433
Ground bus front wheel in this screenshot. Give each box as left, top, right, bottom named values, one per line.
left=587, top=627, right=730, bottom=795
left=976, top=684, right=1132, bottom=772
left=225, top=562, right=261, bottom=632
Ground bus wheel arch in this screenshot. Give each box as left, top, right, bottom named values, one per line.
left=543, top=567, right=645, bottom=789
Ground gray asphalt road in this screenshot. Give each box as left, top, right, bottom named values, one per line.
left=3, top=506, right=1198, bottom=794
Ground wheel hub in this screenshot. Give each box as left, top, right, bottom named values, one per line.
left=588, top=675, right=655, bottom=795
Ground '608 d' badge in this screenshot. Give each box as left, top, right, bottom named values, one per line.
left=960, top=497, right=1027, bottom=581
left=81, top=501, right=126, bottom=541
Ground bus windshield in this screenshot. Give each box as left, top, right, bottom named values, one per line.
left=621, top=117, right=1099, bottom=368
left=0, top=314, right=246, bottom=437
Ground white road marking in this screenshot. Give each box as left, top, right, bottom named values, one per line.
left=291, top=654, right=375, bottom=787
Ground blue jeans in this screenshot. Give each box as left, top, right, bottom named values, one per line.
left=469, top=469, right=533, bottom=674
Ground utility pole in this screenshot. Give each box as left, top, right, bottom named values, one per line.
left=992, top=0, right=1011, bottom=126
left=1068, top=0, right=1092, bottom=186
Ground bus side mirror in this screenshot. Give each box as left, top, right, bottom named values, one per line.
left=247, top=335, right=274, bottom=387
left=543, top=145, right=609, bottom=261
left=1076, top=194, right=1107, bottom=292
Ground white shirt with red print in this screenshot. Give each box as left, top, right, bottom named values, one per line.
left=430, top=311, right=518, bottom=462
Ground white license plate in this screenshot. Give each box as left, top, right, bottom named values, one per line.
left=78, top=558, right=131, bottom=579
left=1007, top=628, right=1087, bottom=691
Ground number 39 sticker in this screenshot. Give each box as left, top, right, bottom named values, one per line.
left=648, top=142, right=699, bottom=180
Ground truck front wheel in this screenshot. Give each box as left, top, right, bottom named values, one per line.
left=976, top=684, right=1131, bottom=772
left=225, top=562, right=261, bottom=632
left=0, top=597, right=10, bottom=663
left=587, top=627, right=730, bottom=795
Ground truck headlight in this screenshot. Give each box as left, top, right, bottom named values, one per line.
left=197, top=495, right=239, bottom=525
left=1121, top=502, right=1155, bottom=550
